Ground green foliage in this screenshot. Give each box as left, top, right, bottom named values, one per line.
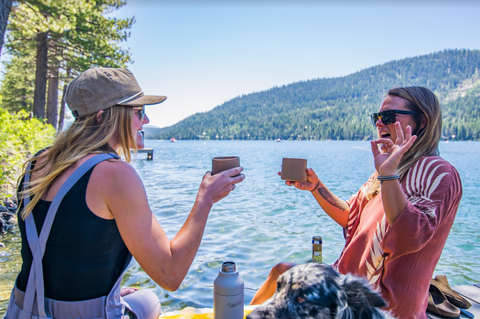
left=442, top=89, right=480, bottom=140
left=0, top=109, right=55, bottom=198
left=1, top=0, right=134, bottom=115
left=0, top=51, right=36, bottom=112
left=149, top=49, right=480, bottom=141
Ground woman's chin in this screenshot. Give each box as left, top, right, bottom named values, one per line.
left=135, top=133, right=145, bottom=149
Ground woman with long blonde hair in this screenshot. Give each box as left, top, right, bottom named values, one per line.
left=250, top=87, right=463, bottom=318
left=6, top=68, right=244, bottom=318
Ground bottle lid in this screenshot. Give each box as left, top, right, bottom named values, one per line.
left=312, top=236, right=322, bottom=244
left=221, top=261, right=236, bottom=273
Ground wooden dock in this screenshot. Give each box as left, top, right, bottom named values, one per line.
left=136, top=148, right=154, bottom=160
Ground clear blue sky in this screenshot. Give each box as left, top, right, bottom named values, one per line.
left=112, top=1, right=480, bottom=128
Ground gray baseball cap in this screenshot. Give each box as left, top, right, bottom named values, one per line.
left=65, top=68, right=167, bottom=118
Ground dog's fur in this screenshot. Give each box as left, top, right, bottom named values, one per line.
left=247, top=263, right=394, bottom=319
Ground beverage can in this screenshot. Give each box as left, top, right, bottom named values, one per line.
left=312, top=236, right=322, bottom=263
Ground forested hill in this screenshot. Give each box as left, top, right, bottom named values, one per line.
left=146, top=49, right=480, bottom=141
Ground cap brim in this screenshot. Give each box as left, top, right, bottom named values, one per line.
left=119, top=95, right=167, bottom=106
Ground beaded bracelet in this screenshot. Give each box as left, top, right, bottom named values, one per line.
left=377, top=174, right=400, bottom=184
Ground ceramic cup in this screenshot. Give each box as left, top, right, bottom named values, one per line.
left=212, top=156, right=240, bottom=175
left=281, top=158, right=307, bottom=182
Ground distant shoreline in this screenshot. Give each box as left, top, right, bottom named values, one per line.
left=143, top=138, right=480, bottom=142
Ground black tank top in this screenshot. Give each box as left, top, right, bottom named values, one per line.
left=16, top=167, right=131, bottom=301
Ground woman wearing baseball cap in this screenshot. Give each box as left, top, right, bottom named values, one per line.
left=5, top=68, right=245, bottom=318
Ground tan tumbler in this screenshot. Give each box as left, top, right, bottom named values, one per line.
left=281, top=158, right=307, bottom=182
left=212, top=156, right=240, bottom=175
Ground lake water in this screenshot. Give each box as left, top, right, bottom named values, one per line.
left=1, top=140, right=479, bottom=315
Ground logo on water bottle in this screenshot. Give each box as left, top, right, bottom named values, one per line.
left=227, top=300, right=242, bottom=308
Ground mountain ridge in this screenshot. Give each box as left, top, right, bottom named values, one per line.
left=146, top=49, right=480, bottom=141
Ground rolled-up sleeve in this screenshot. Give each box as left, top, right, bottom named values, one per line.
left=382, top=157, right=462, bottom=260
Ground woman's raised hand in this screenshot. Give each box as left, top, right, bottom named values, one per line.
left=371, top=122, right=417, bottom=176
left=198, top=167, right=245, bottom=204
left=278, top=167, right=320, bottom=191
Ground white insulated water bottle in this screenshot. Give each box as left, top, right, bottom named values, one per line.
left=214, top=261, right=244, bottom=319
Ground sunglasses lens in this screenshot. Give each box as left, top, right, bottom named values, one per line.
left=135, top=107, right=145, bottom=121
left=382, top=111, right=396, bottom=125
left=372, top=110, right=396, bottom=126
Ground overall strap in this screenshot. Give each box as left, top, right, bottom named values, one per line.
left=21, top=153, right=120, bottom=318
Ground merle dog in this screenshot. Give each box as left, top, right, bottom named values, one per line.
left=247, top=263, right=394, bottom=319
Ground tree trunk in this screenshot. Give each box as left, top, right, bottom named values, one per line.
left=0, top=0, right=13, bottom=57
left=46, top=65, right=59, bottom=130
left=33, top=32, right=48, bottom=119
left=58, top=83, right=67, bottom=132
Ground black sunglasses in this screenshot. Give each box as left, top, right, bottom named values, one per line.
left=133, top=106, right=146, bottom=121
left=371, top=110, right=419, bottom=127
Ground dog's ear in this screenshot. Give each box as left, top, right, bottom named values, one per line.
left=337, top=274, right=387, bottom=319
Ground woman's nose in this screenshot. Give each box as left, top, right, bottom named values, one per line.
left=376, top=117, right=384, bottom=127
left=143, top=113, right=150, bottom=124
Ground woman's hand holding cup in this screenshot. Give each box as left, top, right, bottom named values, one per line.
left=279, top=167, right=320, bottom=192
left=199, top=167, right=244, bottom=204
left=197, top=156, right=244, bottom=205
